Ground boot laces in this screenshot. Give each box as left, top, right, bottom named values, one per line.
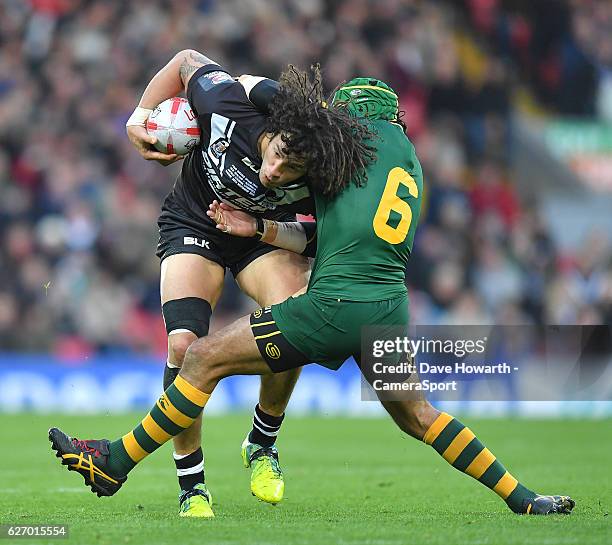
left=72, top=439, right=101, bottom=457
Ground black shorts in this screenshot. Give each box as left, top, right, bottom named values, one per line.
left=156, top=194, right=293, bottom=277
left=249, top=306, right=310, bottom=372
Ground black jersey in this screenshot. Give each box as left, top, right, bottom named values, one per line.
left=170, top=63, right=312, bottom=220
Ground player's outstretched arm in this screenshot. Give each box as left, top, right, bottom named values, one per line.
left=207, top=201, right=317, bottom=257
left=125, top=49, right=216, bottom=165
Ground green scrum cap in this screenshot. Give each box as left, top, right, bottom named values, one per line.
left=331, top=77, right=399, bottom=121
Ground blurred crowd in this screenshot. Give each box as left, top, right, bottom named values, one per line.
left=0, top=0, right=610, bottom=355
left=460, top=0, right=612, bottom=119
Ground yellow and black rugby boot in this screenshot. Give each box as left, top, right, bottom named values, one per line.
left=524, top=495, right=575, bottom=515
left=241, top=437, right=284, bottom=504
left=178, top=483, right=214, bottom=518
left=49, top=428, right=126, bottom=497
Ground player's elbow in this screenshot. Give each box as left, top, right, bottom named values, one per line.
left=172, top=49, right=193, bottom=70
left=174, top=49, right=207, bottom=65
left=175, top=48, right=195, bottom=60
left=173, top=49, right=214, bottom=89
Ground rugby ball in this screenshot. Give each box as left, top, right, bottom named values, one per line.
left=146, top=97, right=200, bottom=155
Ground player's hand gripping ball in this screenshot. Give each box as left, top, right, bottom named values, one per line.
left=146, top=97, right=201, bottom=156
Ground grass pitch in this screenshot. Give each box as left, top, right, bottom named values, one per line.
left=0, top=414, right=608, bottom=545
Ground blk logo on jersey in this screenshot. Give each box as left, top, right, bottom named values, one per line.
left=184, top=236, right=211, bottom=249
left=210, top=138, right=229, bottom=159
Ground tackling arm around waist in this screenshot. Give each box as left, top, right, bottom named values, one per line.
left=255, top=218, right=317, bottom=257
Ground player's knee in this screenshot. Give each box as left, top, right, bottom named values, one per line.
left=190, top=337, right=236, bottom=387
left=162, top=297, right=212, bottom=364
left=182, top=337, right=206, bottom=368
left=183, top=337, right=221, bottom=380
left=168, top=333, right=196, bottom=366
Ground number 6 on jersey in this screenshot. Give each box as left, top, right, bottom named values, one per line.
left=372, top=167, right=420, bottom=244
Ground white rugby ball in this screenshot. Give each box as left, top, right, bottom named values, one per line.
left=146, top=97, right=201, bottom=155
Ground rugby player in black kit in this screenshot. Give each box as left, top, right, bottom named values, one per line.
left=124, top=50, right=371, bottom=517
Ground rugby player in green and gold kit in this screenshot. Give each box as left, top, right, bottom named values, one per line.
left=49, top=74, right=574, bottom=516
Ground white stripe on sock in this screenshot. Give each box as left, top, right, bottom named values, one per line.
left=173, top=451, right=191, bottom=460
left=254, top=412, right=281, bottom=432
left=176, top=461, right=204, bottom=477
left=252, top=420, right=279, bottom=437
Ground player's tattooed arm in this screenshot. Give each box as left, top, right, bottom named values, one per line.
left=134, top=49, right=217, bottom=111
left=179, top=50, right=215, bottom=90
left=125, top=48, right=216, bottom=166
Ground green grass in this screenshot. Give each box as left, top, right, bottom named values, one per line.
left=0, top=414, right=609, bottom=545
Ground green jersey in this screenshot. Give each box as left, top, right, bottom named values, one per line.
left=308, top=120, right=423, bottom=302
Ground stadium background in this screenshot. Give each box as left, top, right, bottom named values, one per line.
left=0, top=0, right=611, bottom=417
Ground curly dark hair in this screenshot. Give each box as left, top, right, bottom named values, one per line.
left=266, top=64, right=377, bottom=198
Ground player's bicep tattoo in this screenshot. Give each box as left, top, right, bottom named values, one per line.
left=179, top=50, right=214, bottom=88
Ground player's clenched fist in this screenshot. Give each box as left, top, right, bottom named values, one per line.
left=207, top=200, right=257, bottom=237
